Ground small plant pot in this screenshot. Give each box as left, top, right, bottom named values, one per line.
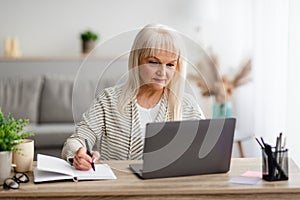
left=12, top=139, right=34, bottom=172
left=82, top=40, right=95, bottom=54
left=0, top=151, right=12, bottom=185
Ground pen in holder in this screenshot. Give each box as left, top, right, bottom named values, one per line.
left=262, top=146, right=289, bottom=181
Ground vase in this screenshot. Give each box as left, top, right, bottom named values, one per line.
left=0, top=151, right=12, bottom=185
left=12, top=139, right=34, bottom=172
left=82, top=40, right=95, bottom=54
left=212, top=102, right=233, bottom=118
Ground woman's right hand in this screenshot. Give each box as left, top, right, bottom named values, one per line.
left=73, top=147, right=100, bottom=170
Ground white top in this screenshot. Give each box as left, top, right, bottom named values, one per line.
left=137, top=100, right=161, bottom=140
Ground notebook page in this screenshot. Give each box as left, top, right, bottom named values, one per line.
left=73, top=164, right=117, bottom=180
left=33, top=168, right=72, bottom=182
left=37, top=154, right=74, bottom=176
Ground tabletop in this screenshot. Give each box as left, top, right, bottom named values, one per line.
left=1, top=158, right=300, bottom=200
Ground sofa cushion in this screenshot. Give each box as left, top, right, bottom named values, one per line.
left=39, top=75, right=74, bottom=123
left=26, top=123, right=74, bottom=148
left=0, top=76, right=43, bottom=123
left=39, top=74, right=98, bottom=123
left=72, top=79, right=96, bottom=123
left=72, top=76, right=123, bottom=122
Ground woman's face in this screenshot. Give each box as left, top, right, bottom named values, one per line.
left=139, top=50, right=178, bottom=91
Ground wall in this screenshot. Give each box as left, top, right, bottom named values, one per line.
left=287, top=0, right=300, bottom=166
left=0, top=0, right=191, bottom=56
left=0, top=0, right=253, bottom=66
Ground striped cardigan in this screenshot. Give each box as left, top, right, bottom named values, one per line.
left=62, top=85, right=205, bottom=160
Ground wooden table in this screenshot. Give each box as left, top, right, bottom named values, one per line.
left=1, top=158, right=300, bottom=199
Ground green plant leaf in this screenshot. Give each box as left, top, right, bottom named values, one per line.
left=0, top=108, right=34, bottom=152
left=80, top=30, right=99, bottom=41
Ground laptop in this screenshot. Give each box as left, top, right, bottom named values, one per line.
left=129, top=118, right=236, bottom=179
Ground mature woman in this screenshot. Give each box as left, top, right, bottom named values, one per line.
left=62, top=24, right=205, bottom=170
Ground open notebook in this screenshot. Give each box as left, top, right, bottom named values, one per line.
left=34, top=154, right=117, bottom=183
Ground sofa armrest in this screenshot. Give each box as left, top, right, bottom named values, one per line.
left=26, top=123, right=75, bottom=159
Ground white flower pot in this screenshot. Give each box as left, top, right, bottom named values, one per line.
left=0, top=151, right=12, bottom=185
left=82, top=40, right=95, bottom=54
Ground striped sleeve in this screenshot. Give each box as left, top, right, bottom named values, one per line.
left=61, top=95, right=105, bottom=160
left=182, top=93, right=206, bottom=120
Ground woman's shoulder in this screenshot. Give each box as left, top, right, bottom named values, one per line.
left=182, top=93, right=199, bottom=107
left=182, top=93, right=205, bottom=119
left=96, top=84, right=124, bottom=100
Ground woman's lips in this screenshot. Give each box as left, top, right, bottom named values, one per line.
left=153, top=78, right=166, bottom=83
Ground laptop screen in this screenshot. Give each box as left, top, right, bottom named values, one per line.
left=138, top=118, right=236, bottom=179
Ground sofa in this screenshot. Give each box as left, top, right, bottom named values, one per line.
left=0, top=74, right=116, bottom=160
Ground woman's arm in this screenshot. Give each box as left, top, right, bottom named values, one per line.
left=61, top=98, right=104, bottom=162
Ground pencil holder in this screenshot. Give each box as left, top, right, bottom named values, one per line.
left=262, top=147, right=289, bottom=181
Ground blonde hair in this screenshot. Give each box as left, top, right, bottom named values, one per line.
left=119, top=24, right=186, bottom=120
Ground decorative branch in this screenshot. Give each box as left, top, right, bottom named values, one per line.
left=188, top=51, right=252, bottom=105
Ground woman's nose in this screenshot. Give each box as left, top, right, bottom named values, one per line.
left=157, top=64, right=166, bottom=76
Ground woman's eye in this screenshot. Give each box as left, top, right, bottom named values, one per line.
left=167, top=63, right=175, bottom=68
left=149, top=61, right=159, bottom=65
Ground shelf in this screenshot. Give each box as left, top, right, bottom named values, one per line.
left=0, top=54, right=128, bottom=62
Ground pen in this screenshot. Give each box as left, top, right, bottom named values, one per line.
left=278, top=133, right=284, bottom=166
left=275, top=136, right=280, bottom=177
left=260, top=137, right=266, bottom=147
left=282, top=136, right=286, bottom=150
left=279, top=132, right=282, bottom=148
left=280, top=135, right=287, bottom=167
left=85, top=139, right=95, bottom=171
left=255, top=137, right=264, bottom=149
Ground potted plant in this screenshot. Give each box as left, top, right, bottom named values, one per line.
left=80, top=30, right=99, bottom=54
left=0, top=108, right=33, bottom=184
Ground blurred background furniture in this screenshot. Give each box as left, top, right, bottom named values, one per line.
left=0, top=57, right=127, bottom=159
